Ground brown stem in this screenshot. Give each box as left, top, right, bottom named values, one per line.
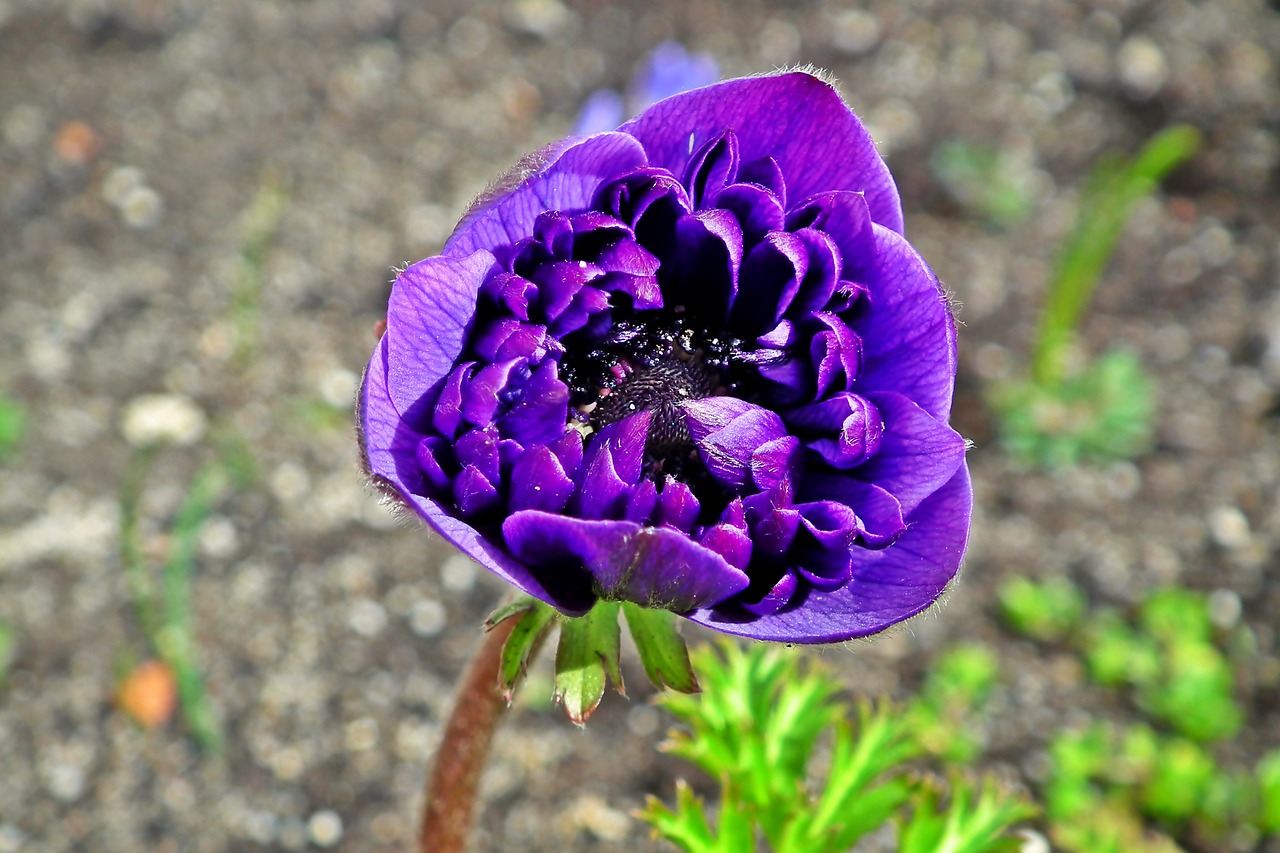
left=419, top=615, right=518, bottom=853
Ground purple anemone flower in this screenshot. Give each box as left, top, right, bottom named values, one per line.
left=360, top=71, right=971, bottom=643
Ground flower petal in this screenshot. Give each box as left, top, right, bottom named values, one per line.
left=508, top=444, right=576, bottom=513
left=575, top=412, right=648, bottom=519
left=385, top=251, right=496, bottom=415
left=854, top=224, right=958, bottom=419
left=858, top=391, right=967, bottom=516
left=683, top=398, right=791, bottom=491
left=619, top=72, right=903, bottom=234
left=360, top=335, right=590, bottom=613
left=445, top=132, right=650, bottom=257
left=686, top=465, right=972, bottom=642
left=502, top=512, right=750, bottom=611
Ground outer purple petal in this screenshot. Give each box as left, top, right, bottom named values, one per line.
left=502, top=511, right=750, bottom=611
left=384, top=251, right=496, bottom=415
left=359, top=335, right=592, bottom=614
left=685, top=464, right=972, bottom=642
left=857, top=391, right=966, bottom=517
left=854, top=224, right=958, bottom=419
left=619, top=72, right=904, bottom=234
left=444, top=133, right=650, bottom=257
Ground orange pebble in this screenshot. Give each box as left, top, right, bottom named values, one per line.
left=53, top=120, right=102, bottom=168
left=116, top=659, right=178, bottom=729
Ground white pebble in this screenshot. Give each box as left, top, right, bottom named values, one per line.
left=270, top=461, right=311, bottom=503
left=1208, top=505, right=1251, bottom=550
left=101, top=166, right=145, bottom=207
left=318, top=368, right=359, bottom=409
left=120, top=393, right=207, bottom=447
left=45, top=762, right=86, bottom=802
left=1117, top=36, right=1168, bottom=98
left=120, top=184, right=164, bottom=229
left=348, top=598, right=388, bottom=638
left=1018, top=829, right=1051, bottom=853
left=0, top=824, right=27, bottom=853
left=307, top=810, right=344, bottom=848
left=830, top=9, right=880, bottom=54
left=1208, top=589, right=1242, bottom=630
left=345, top=717, right=380, bottom=752
left=440, top=554, right=478, bottom=592
left=409, top=599, right=447, bottom=637
left=199, top=516, right=239, bottom=559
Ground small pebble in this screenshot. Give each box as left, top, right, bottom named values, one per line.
left=2, top=103, right=45, bottom=149
left=102, top=166, right=145, bottom=207
left=1208, top=505, right=1251, bottom=550
left=120, top=185, right=164, bottom=229
left=120, top=393, right=207, bottom=447
left=307, top=810, right=344, bottom=848
left=0, top=824, right=27, bottom=853
left=1117, top=36, right=1168, bottom=98
left=1019, top=829, right=1051, bottom=853
left=626, top=705, right=659, bottom=737
left=318, top=368, right=359, bottom=408
left=270, top=461, right=311, bottom=503
left=1208, top=589, right=1242, bottom=630
left=408, top=599, right=447, bottom=637
left=503, top=0, right=572, bottom=39
left=345, top=716, right=380, bottom=752
left=348, top=599, right=388, bottom=638
left=440, top=554, right=478, bottom=592
left=830, top=9, right=880, bottom=54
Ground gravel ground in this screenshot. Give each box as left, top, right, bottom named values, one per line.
left=1, top=1, right=1278, bottom=851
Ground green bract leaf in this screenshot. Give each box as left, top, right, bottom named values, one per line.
left=489, top=598, right=557, bottom=702
left=622, top=602, right=699, bottom=693
left=553, top=600, right=621, bottom=724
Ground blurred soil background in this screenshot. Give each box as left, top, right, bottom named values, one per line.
left=1, top=0, right=1279, bottom=851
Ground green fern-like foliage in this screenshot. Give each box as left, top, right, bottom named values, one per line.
left=640, top=642, right=1033, bottom=853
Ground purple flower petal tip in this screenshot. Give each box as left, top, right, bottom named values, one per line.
left=361, top=67, right=969, bottom=644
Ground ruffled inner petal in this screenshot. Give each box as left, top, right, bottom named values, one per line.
left=666, top=209, right=743, bottom=322
left=445, top=132, right=651, bottom=257
left=574, top=412, right=649, bottom=519
left=682, top=399, right=791, bottom=491
left=508, top=444, right=575, bottom=513
left=685, top=466, right=971, bottom=642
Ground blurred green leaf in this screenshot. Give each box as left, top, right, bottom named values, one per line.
left=998, top=574, right=1087, bottom=643
left=992, top=348, right=1154, bottom=468
left=931, top=140, right=1036, bottom=228
left=1139, top=738, right=1216, bottom=824
left=1256, top=751, right=1280, bottom=833
left=1033, top=125, right=1201, bottom=386
left=0, top=394, right=25, bottom=460
left=0, top=619, right=15, bottom=688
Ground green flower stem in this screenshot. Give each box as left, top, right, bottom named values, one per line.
left=420, top=613, right=520, bottom=853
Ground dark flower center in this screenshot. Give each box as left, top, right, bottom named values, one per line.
left=562, top=310, right=740, bottom=479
